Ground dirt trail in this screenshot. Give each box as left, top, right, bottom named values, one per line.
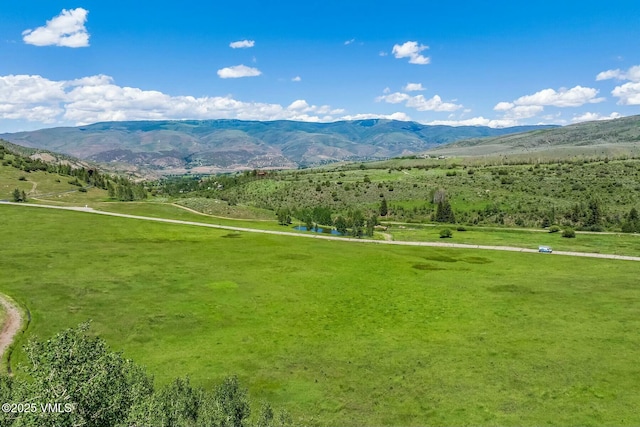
left=170, top=203, right=274, bottom=222
left=0, top=295, right=22, bottom=361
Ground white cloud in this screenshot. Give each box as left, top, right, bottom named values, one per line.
left=596, top=65, right=640, bottom=82
left=287, top=100, right=309, bottom=111
left=379, top=51, right=388, bottom=57
left=0, top=74, right=351, bottom=126
left=392, top=41, right=430, bottom=65
left=229, top=40, right=255, bottom=49
left=403, top=83, right=425, bottom=92
left=493, top=101, right=514, bottom=111
left=22, top=8, right=89, bottom=48
left=494, top=85, right=605, bottom=122
left=512, top=86, right=604, bottom=108
left=571, top=112, right=622, bottom=123
left=424, top=117, right=518, bottom=128
left=596, top=69, right=625, bottom=81
left=291, top=76, right=301, bottom=82
left=217, top=65, right=262, bottom=79
left=376, top=92, right=410, bottom=104
left=597, top=65, right=640, bottom=105
left=406, top=95, right=461, bottom=112
left=377, top=91, right=462, bottom=112
left=344, top=38, right=355, bottom=45
left=611, top=82, right=640, bottom=105
left=339, top=112, right=412, bottom=122
left=504, top=105, right=545, bottom=119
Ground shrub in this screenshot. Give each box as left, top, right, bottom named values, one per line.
left=439, top=228, right=452, bottom=238
left=18, top=175, right=27, bottom=181
left=562, top=228, right=576, bottom=238
left=549, top=225, right=561, bottom=233
left=456, top=226, right=466, bottom=232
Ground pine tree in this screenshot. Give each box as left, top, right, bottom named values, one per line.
left=380, top=198, right=388, bottom=217
left=435, top=200, right=455, bottom=223
left=12, top=188, right=22, bottom=202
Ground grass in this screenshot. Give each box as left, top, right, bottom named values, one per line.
left=171, top=158, right=640, bottom=231
left=1, top=204, right=640, bottom=425
left=385, top=223, right=640, bottom=257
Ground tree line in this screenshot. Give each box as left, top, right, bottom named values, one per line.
left=1, top=143, right=147, bottom=202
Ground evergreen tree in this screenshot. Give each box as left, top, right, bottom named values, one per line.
left=435, top=200, right=455, bottom=223
left=379, top=198, right=388, bottom=217
left=12, top=188, right=22, bottom=202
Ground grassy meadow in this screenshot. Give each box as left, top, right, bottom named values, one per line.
left=160, top=157, right=640, bottom=231
left=1, top=204, right=640, bottom=426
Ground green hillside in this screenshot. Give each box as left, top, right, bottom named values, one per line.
left=426, top=115, right=640, bottom=158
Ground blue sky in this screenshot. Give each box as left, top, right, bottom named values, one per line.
left=1, top=0, right=640, bottom=132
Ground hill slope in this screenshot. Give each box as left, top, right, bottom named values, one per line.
left=1, top=119, right=553, bottom=173
left=426, top=115, right=640, bottom=158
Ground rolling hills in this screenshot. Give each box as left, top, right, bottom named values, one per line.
left=425, top=114, right=640, bottom=158
left=0, top=119, right=552, bottom=174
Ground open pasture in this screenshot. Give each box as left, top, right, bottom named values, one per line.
left=1, top=204, right=639, bottom=426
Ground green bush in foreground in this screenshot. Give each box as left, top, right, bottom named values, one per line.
left=439, top=228, right=452, bottom=238
left=548, top=225, right=561, bottom=233
left=0, top=323, right=291, bottom=427
left=562, top=228, right=576, bottom=238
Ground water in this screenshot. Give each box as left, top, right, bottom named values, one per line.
left=293, top=226, right=343, bottom=236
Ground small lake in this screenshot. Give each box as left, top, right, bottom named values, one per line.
left=294, top=226, right=343, bottom=236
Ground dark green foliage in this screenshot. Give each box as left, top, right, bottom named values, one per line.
left=621, top=207, right=640, bottom=233
left=549, top=225, right=561, bottom=233
left=334, top=216, right=348, bottom=235
left=0, top=324, right=286, bottom=427
left=440, top=228, right=453, bottom=238
left=379, top=198, right=388, bottom=217
left=435, top=200, right=455, bottom=223
left=276, top=208, right=292, bottom=226
left=366, top=214, right=377, bottom=237
left=11, top=188, right=23, bottom=202
left=562, top=228, right=576, bottom=238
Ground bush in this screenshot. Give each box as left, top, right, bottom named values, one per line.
left=562, top=228, right=576, bottom=238
left=439, top=228, right=452, bottom=238
left=549, top=225, right=561, bottom=233
left=456, top=226, right=466, bottom=231
left=18, top=175, right=27, bottom=181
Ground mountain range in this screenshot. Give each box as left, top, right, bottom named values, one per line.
left=0, top=119, right=554, bottom=174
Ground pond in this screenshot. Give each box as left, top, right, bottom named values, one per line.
left=293, top=226, right=343, bottom=236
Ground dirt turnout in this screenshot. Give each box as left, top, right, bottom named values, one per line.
left=0, top=295, right=22, bottom=360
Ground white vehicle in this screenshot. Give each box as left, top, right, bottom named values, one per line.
left=538, top=246, right=553, bottom=253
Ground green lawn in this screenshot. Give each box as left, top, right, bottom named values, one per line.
left=386, top=223, right=640, bottom=257
left=1, top=204, right=639, bottom=426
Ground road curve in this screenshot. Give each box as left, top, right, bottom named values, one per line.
left=2, top=201, right=640, bottom=262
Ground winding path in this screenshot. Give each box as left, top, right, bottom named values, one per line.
left=0, top=295, right=22, bottom=362
left=1, top=201, right=640, bottom=262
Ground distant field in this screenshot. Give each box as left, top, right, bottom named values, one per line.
left=386, top=224, right=640, bottom=257
left=2, top=204, right=639, bottom=426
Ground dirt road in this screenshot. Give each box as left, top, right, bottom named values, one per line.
left=0, top=295, right=22, bottom=361
left=2, top=201, right=640, bottom=262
